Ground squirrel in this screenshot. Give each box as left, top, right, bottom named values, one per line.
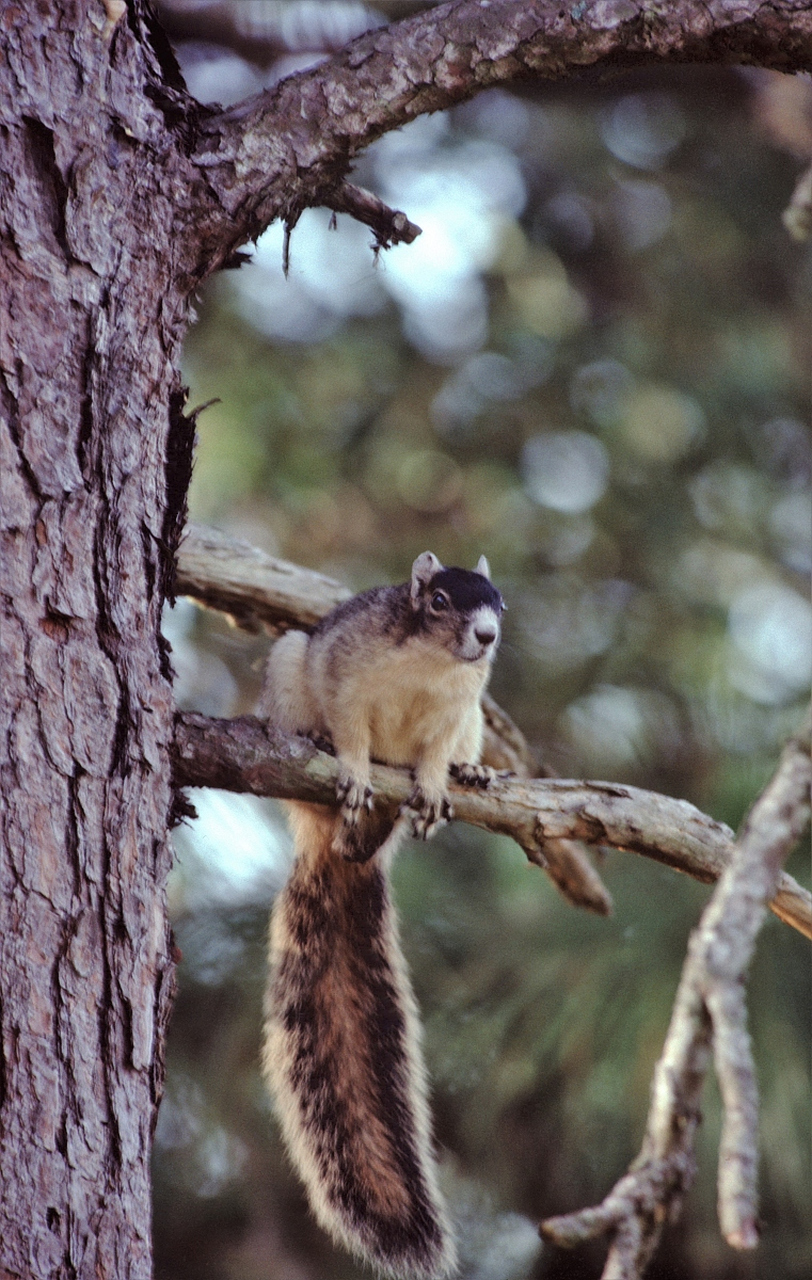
left=256, top=551, right=504, bottom=1280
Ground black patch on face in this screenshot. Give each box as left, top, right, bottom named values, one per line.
left=427, top=567, right=503, bottom=615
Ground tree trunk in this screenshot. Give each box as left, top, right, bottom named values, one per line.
left=1, top=2, right=810, bottom=1278
left=0, top=4, right=189, bottom=1273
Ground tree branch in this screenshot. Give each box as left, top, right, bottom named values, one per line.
left=541, top=710, right=811, bottom=1277
left=175, top=523, right=613, bottom=915
left=175, top=521, right=352, bottom=631
left=172, top=709, right=812, bottom=942
left=186, top=0, right=812, bottom=270
left=323, top=180, right=422, bottom=248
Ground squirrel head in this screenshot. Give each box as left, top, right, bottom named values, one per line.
left=409, top=551, right=504, bottom=664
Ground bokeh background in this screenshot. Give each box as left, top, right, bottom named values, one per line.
left=154, top=4, right=811, bottom=1278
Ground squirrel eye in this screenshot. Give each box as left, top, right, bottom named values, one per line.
left=430, top=591, right=449, bottom=612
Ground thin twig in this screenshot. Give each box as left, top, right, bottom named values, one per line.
left=323, top=181, right=422, bottom=248
left=541, top=710, right=811, bottom=1277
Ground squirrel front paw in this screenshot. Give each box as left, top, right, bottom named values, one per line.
left=401, top=787, right=453, bottom=841
left=449, top=761, right=498, bottom=789
left=336, top=773, right=374, bottom=826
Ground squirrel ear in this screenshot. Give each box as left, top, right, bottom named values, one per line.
left=475, top=554, right=491, bottom=580
left=410, top=551, right=443, bottom=606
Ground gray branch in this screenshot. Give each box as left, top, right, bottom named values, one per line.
left=171, top=709, right=812, bottom=943
left=322, top=181, right=422, bottom=248
left=541, top=710, right=811, bottom=1276
left=184, top=0, right=812, bottom=271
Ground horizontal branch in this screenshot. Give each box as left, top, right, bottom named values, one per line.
left=186, top=0, right=812, bottom=269
left=175, top=522, right=351, bottom=630
left=172, top=710, right=812, bottom=942
left=541, top=710, right=811, bottom=1278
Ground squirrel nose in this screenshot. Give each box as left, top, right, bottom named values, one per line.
left=475, top=627, right=497, bottom=646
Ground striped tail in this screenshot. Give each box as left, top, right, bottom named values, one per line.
left=263, top=802, right=457, bottom=1279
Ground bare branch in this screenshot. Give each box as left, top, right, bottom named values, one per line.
left=175, top=523, right=614, bottom=915
left=172, top=710, right=812, bottom=942
left=323, top=180, right=422, bottom=248
left=704, top=711, right=811, bottom=1246
left=541, top=710, right=811, bottom=1277
left=185, top=0, right=812, bottom=269
left=175, top=522, right=351, bottom=630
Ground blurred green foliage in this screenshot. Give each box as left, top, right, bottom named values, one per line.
left=155, top=41, right=810, bottom=1280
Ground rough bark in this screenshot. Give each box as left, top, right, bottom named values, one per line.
left=1, top=3, right=810, bottom=1278
left=0, top=4, right=189, bottom=1274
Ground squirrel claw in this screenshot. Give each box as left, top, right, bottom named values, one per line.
left=336, top=776, right=374, bottom=824
left=449, top=761, right=497, bottom=789
left=401, top=789, right=453, bottom=841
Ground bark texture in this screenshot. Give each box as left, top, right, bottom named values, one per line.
left=0, top=2, right=810, bottom=1278
left=0, top=4, right=190, bottom=1274
left=186, top=0, right=812, bottom=274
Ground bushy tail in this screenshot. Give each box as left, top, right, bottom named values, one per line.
left=263, top=802, right=457, bottom=1279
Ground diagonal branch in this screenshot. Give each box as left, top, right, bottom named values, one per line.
left=541, top=709, right=811, bottom=1278
left=184, top=0, right=812, bottom=271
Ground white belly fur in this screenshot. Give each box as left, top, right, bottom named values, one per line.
left=349, top=640, right=486, bottom=767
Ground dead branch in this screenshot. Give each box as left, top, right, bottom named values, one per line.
left=323, top=181, right=422, bottom=248
left=175, top=523, right=613, bottom=915
left=175, top=522, right=351, bottom=630
left=541, top=710, right=811, bottom=1278
left=172, top=709, right=812, bottom=943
